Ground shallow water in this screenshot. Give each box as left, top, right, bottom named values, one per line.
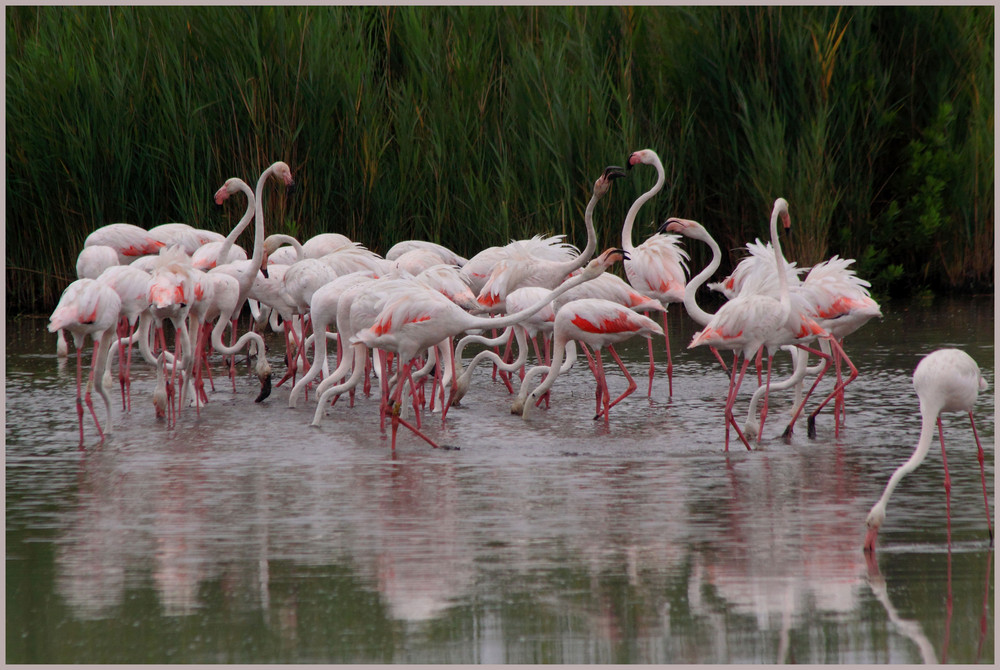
left=6, top=296, right=995, bottom=663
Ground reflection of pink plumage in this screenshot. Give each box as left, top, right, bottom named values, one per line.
left=48, top=277, right=122, bottom=446
left=864, top=348, right=992, bottom=553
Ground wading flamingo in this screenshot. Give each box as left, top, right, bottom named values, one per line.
left=48, top=278, right=122, bottom=446
left=353, top=248, right=629, bottom=449
left=513, top=298, right=663, bottom=426
left=622, top=149, right=689, bottom=397
left=863, top=348, right=992, bottom=553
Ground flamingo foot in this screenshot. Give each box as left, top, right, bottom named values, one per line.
left=807, top=414, right=818, bottom=439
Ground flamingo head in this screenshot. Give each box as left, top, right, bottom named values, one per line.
left=269, top=161, right=296, bottom=193
left=773, top=197, right=791, bottom=232
left=863, top=506, right=885, bottom=553
left=593, top=165, right=626, bottom=196
left=583, top=248, right=628, bottom=277
left=659, top=217, right=703, bottom=237
left=214, top=178, right=243, bottom=205
left=627, top=149, right=659, bottom=169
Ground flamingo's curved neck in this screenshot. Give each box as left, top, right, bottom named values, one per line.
left=269, top=234, right=306, bottom=262
left=684, top=228, right=722, bottom=327
left=622, top=155, right=664, bottom=253
left=769, top=201, right=792, bottom=320
left=250, top=165, right=275, bottom=272
left=218, top=180, right=255, bottom=264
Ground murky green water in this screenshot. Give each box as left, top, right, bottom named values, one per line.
left=6, top=296, right=994, bottom=663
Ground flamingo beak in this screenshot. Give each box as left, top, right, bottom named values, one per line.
left=604, top=166, right=627, bottom=181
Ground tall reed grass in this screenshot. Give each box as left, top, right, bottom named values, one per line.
left=6, top=6, right=993, bottom=312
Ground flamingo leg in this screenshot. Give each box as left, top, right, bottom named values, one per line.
left=969, top=412, right=994, bottom=544
left=646, top=317, right=655, bottom=397
left=662, top=309, right=673, bottom=397
left=757, top=353, right=773, bottom=441
left=75, top=344, right=85, bottom=447
left=938, top=418, right=953, bottom=548
left=807, top=339, right=858, bottom=438
left=782, top=343, right=834, bottom=438
left=596, top=345, right=637, bottom=419
left=592, top=347, right=612, bottom=426
left=83, top=339, right=106, bottom=442
left=124, top=321, right=137, bottom=412
left=116, top=318, right=129, bottom=411
left=725, top=355, right=753, bottom=451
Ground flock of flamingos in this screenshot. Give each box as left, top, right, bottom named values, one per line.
left=47, top=150, right=992, bottom=553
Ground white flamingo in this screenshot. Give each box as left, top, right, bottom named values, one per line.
left=864, top=348, right=992, bottom=553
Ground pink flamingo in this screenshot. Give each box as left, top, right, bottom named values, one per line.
left=512, top=298, right=663, bottom=426
left=686, top=199, right=794, bottom=450
left=48, top=278, right=122, bottom=446
left=354, top=248, right=629, bottom=449
left=864, top=348, right=992, bottom=553
left=475, top=166, right=624, bottom=313
left=96, top=264, right=151, bottom=411
left=622, top=149, right=689, bottom=397
left=83, top=222, right=165, bottom=265
left=148, top=222, right=225, bottom=256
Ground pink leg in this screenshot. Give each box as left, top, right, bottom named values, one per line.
left=662, top=309, right=672, bottom=397
left=592, top=348, right=611, bottom=426
left=124, top=322, right=137, bottom=412
left=725, top=355, right=753, bottom=451
left=783, top=343, right=834, bottom=438
left=807, top=339, right=858, bottom=438
left=757, top=353, right=773, bottom=441
left=75, top=345, right=85, bottom=447
left=83, top=339, right=105, bottom=441
left=646, top=322, right=655, bottom=397
left=596, top=345, right=637, bottom=419
left=969, top=412, right=994, bottom=543
left=938, top=418, right=952, bottom=547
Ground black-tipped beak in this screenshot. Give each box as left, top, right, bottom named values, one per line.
left=657, top=218, right=675, bottom=234
left=604, top=165, right=627, bottom=181
left=286, top=181, right=297, bottom=196
left=615, top=248, right=630, bottom=261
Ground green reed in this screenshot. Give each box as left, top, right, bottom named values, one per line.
left=5, top=6, right=993, bottom=312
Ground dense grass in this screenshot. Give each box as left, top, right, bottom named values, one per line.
left=6, top=6, right=993, bottom=312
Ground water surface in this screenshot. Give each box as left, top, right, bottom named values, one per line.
left=6, top=296, right=994, bottom=663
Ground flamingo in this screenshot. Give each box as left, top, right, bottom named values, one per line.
left=460, top=234, right=578, bottom=297
left=512, top=298, right=663, bottom=425
left=663, top=216, right=812, bottom=437
left=83, top=222, right=165, bottom=265
left=147, top=245, right=198, bottom=425
left=622, top=149, right=690, bottom=397
left=287, top=271, right=377, bottom=408
left=55, top=245, right=122, bottom=358
left=47, top=277, right=122, bottom=446
left=149, top=222, right=225, bottom=255
left=686, top=199, right=795, bottom=450
left=95, top=264, right=152, bottom=411
left=787, top=255, right=882, bottom=437
left=385, top=239, right=467, bottom=267
left=353, top=248, right=629, bottom=448
left=210, top=162, right=294, bottom=377
left=474, top=166, right=624, bottom=313
left=863, top=348, right=992, bottom=553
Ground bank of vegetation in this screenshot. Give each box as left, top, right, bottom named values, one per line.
left=6, top=6, right=993, bottom=312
